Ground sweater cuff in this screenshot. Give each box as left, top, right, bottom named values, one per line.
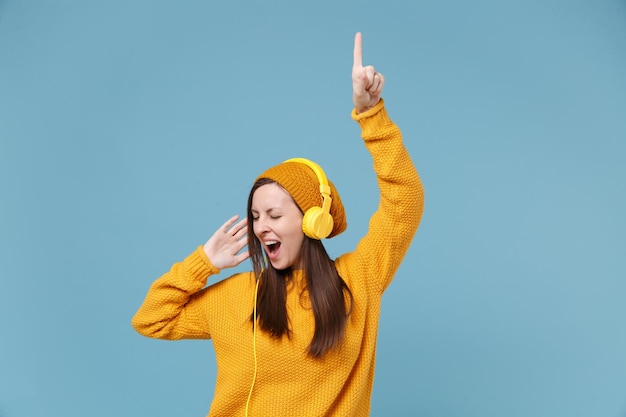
left=351, top=99, right=392, bottom=138
left=185, top=246, right=221, bottom=283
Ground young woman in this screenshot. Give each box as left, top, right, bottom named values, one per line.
left=132, top=32, right=425, bottom=416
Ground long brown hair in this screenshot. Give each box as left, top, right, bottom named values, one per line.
left=247, top=178, right=353, bottom=358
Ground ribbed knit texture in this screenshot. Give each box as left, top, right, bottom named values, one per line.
left=132, top=99, right=425, bottom=416
left=257, top=161, right=347, bottom=238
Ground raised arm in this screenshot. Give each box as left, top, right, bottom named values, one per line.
left=336, top=33, right=424, bottom=294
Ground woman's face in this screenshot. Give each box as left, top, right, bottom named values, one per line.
left=251, top=183, right=305, bottom=270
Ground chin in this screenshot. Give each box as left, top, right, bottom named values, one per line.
left=269, top=259, right=294, bottom=272
left=270, top=262, right=289, bottom=271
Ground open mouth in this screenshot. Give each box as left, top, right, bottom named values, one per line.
left=265, top=240, right=281, bottom=257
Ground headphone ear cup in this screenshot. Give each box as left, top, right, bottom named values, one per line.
left=302, top=207, right=334, bottom=240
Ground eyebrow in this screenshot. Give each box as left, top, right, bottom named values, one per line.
left=250, top=207, right=281, bottom=215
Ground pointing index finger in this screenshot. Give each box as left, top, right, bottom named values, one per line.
left=353, top=32, right=363, bottom=68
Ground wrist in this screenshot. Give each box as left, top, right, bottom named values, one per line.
left=352, top=98, right=385, bottom=121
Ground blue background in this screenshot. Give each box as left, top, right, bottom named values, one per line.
left=1, top=1, right=625, bottom=416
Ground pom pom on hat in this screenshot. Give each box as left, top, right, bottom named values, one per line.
left=256, top=161, right=347, bottom=238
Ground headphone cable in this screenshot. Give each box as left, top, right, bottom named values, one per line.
left=245, top=278, right=260, bottom=416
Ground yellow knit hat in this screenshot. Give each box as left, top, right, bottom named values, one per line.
left=256, top=161, right=347, bottom=238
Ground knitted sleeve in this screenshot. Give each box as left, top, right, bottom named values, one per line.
left=131, top=246, right=219, bottom=340
left=337, top=100, right=424, bottom=294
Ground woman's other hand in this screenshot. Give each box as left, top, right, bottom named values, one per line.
left=203, top=215, right=250, bottom=270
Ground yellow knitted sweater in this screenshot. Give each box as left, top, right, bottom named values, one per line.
left=132, top=100, right=424, bottom=417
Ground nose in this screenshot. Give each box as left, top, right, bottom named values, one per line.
left=254, top=216, right=271, bottom=235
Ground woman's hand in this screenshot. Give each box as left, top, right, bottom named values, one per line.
left=203, top=215, right=250, bottom=270
left=352, top=32, right=385, bottom=114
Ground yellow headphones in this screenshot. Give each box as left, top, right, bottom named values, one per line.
left=284, top=157, right=334, bottom=240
